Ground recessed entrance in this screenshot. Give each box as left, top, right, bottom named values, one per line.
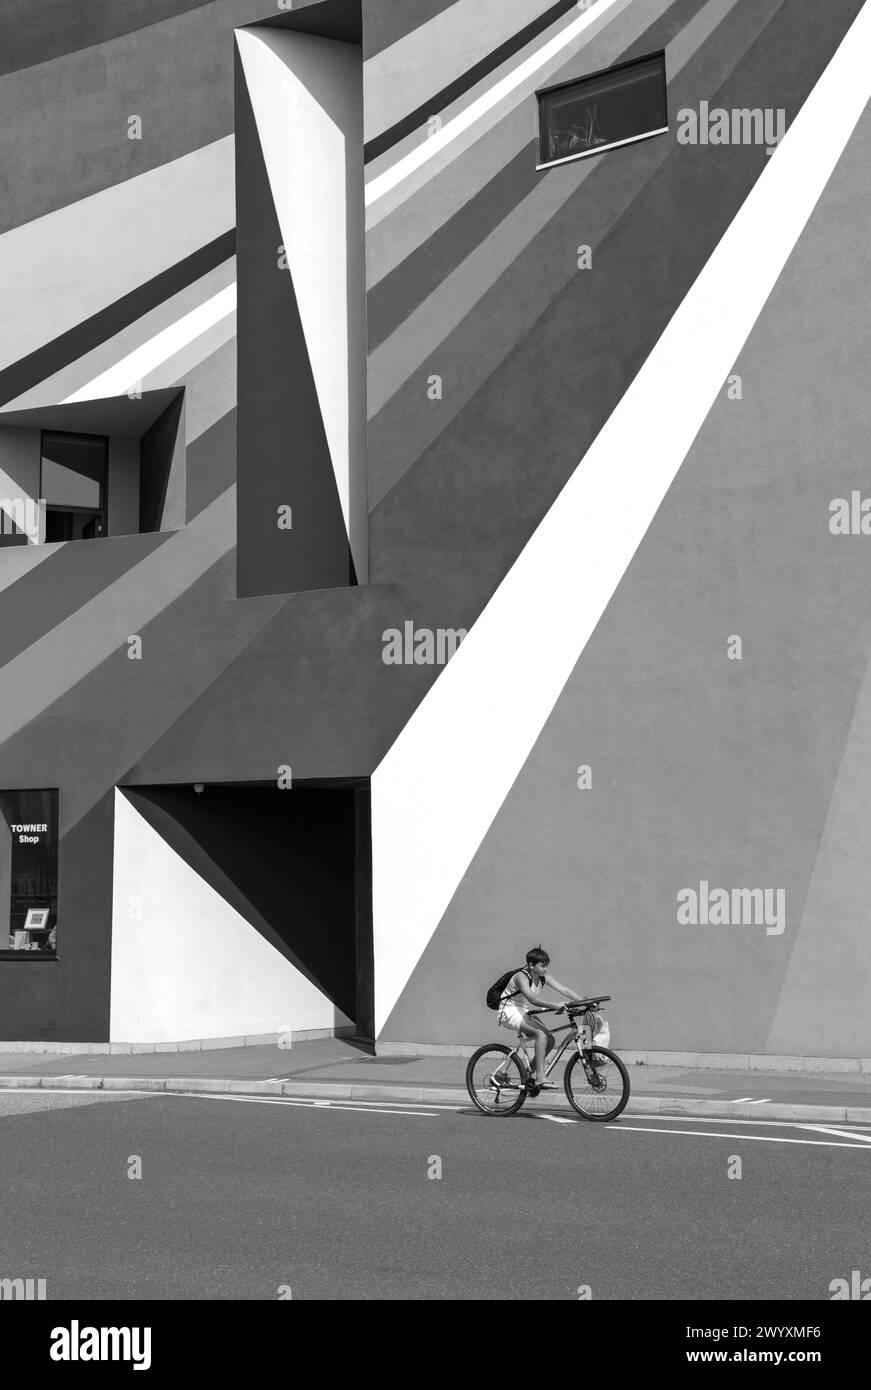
left=119, top=781, right=374, bottom=1040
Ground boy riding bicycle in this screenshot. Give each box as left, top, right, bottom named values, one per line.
left=497, top=946, right=585, bottom=1087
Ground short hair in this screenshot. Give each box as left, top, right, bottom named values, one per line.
left=526, top=945, right=550, bottom=968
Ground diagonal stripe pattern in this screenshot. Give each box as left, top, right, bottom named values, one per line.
left=370, top=0, right=871, bottom=1036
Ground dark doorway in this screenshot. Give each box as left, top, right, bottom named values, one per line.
left=40, top=430, right=108, bottom=541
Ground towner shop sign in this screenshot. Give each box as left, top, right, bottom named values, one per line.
left=9, top=823, right=49, bottom=844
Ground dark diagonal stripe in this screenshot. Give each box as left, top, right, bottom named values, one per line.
left=258, top=0, right=362, bottom=45
left=0, top=532, right=172, bottom=670
left=0, top=0, right=215, bottom=79
left=364, top=0, right=458, bottom=59
left=0, top=230, right=235, bottom=408
left=364, top=0, right=579, bottom=162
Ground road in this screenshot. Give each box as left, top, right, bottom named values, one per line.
left=0, top=1088, right=868, bottom=1300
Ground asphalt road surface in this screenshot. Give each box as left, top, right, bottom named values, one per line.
left=1, top=1089, right=869, bottom=1300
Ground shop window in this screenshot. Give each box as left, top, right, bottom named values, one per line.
left=0, top=790, right=58, bottom=957
left=537, top=50, right=668, bottom=170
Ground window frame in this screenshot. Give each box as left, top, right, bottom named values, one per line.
left=536, top=49, right=669, bottom=172
left=0, top=787, right=60, bottom=961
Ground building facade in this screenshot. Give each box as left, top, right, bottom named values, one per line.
left=0, top=0, right=869, bottom=1058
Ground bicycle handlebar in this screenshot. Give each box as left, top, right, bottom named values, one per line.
left=528, top=999, right=611, bottom=1017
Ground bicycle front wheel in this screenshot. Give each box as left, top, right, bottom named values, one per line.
left=466, top=1044, right=527, bottom=1116
left=564, top=1046, right=629, bottom=1121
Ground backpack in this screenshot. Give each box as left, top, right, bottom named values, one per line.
left=486, top=966, right=530, bottom=1010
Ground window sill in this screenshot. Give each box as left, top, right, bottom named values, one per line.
left=536, top=125, right=668, bottom=170
left=0, top=952, right=58, bottom=961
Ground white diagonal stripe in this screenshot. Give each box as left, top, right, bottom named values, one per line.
left=63, top=285, right=236, bottom=403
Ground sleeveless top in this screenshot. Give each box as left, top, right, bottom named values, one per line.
left=499, top=969, right=542, bottom=1013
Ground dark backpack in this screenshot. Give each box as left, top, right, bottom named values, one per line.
left=486, top=966, right=530, bottom=1010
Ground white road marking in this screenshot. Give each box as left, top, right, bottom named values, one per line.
left=280, top=1095, right=463, bottom=1111
left=162, top=1092, right=441, bottom=1118
left=748, top=1098, right=772, bottom=1105
left=9, top=1090, right=868, bottom=1142
left=801, top=1125, right=871, bottom=1145
left=609, top=1124, right=871, bottom=1150
left=630, top=1112, right=871, bottom=1132
left=732, top=1097, right=754, bottom=1103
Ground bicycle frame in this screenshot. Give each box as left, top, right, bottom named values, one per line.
left=510, top=1008, right=601, bottom=1081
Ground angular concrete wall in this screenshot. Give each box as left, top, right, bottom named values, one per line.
left=376, top=10, right=871, bottom=1052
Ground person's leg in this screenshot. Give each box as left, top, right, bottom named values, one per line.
left=519, top=1019, right=552, bottom=1084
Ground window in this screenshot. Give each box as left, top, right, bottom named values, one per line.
left=40, top=431, right=108, bottom=542
left=537, top=50, right=668, bottom=170
left=0, top=790, right=58, bottom=957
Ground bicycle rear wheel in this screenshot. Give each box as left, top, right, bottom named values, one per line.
left=564, top=1046, right=629, bottom=1121
left=466, top=1044, right=527, bottom=1116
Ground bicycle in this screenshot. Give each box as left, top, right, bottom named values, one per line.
left=465, top=996, right=630, bottom=1121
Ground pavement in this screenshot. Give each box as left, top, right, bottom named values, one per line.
left=1, top=1036, right=870, bottom=1122
left=1, top=1087, right=869, bottom=1300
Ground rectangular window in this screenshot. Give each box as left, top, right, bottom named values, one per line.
left=40, top=430, right=108, bottom=542
left=0, top=790, right=58, bottom=957
left=537, top=50, right=668, bottom=170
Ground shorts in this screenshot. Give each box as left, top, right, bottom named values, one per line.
left=498, top=1002, right=528, bottom=1032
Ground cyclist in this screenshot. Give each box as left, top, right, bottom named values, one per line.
left=497, top=946, right=585, bottom=1088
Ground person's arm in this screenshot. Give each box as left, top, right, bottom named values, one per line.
left=513, top=975, right=566, bottom=1010
left=544, top=973, right=584, bottom=1003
